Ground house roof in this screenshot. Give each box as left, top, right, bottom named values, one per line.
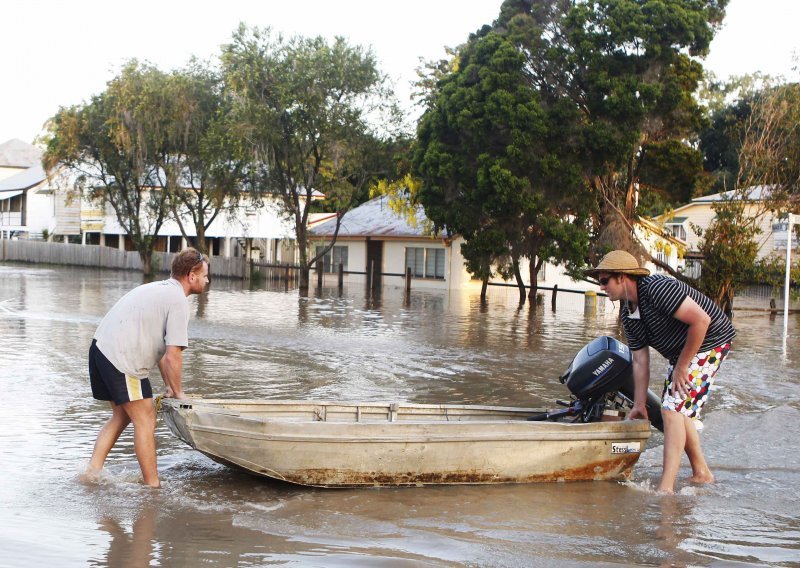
left=665, top=216, right=687, bottom=224
left=0, top=163, right=46, bottom=192
left=690, top=185, right=772, bottom=203
left=310, top=196, right=447, bottom=239
left=0, top=139, right=42, bottom=168
left=661, top=185, right=774, bottom=220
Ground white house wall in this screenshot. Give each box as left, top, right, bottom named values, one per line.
left=313, top=235, right=601, bottom=293
left=83, top=191, right=296, bottom=242
left=676, top=202, right=789, bottom=261
left=24, top=187, right=55, bottom=236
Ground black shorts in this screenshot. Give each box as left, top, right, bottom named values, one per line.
left=89, top=339, right=152, bottom=404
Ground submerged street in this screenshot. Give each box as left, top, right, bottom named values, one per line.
left=1, top=263, right=799, bottom=567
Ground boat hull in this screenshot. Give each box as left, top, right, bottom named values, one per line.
left=161, top=399, right=651, bottom=487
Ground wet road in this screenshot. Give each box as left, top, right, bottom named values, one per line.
left=1, top=263, right=799, bottom=567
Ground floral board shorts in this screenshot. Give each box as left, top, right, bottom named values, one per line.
left=662, top=343, right=732, bottom=424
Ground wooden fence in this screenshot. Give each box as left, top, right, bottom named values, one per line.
left=0, top=239, right=245, bottom=279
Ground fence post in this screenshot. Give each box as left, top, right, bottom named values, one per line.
left=284, top=263, right=289, bottom=292
left=584, top=290, right=597, bottom=315
left=366, top=260, right=373, bottom=292
left=316, top=259, right=323, bottom=288
left=338, top=262, right=344, bottom=291
left=551, top=284, right=558, bottom=311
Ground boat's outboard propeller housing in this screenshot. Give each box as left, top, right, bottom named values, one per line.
left=530, top=336, right=663, bottom=431
left=560, top=336, right=634, bottom=400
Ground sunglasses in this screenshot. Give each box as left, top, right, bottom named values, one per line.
left=194, top=252, right=206, bottom=265
left=598, top=276, right=612, bottom=286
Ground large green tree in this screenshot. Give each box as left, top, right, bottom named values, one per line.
left=220, top=25, right=401, bottom=290
left=414, top=31, right=590, bottom=304
left=496, top=0, right=728, bottom=260
left=43, top=61, right=176, bottom=275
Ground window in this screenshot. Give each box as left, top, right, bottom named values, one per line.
left=315, top=245, right=348, bottom=272
left=405, top=247, right=445, bottom=279
left=669, top=225, right=687, bottom=241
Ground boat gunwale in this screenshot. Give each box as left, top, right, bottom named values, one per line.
left=161, top=398, right=651, bottom=434
left=164, top=398, right=550, bottom=414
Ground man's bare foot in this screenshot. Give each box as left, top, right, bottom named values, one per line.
left=688, top=472, right=715, bottom=484
left=78, top=465, right=103, bottom=484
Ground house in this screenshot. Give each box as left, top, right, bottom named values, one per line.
left=0, top=138, right=327, bottom=264
left=658, top=186, right=797, bottom=263
left=635, top=216, right=685, bottom=274
left=0, top=139, right=80, bottom=240
left=309, top=196, right=464, bottom=290
left=310, top=195, right=629, bottom=292
left=78, top=191, right=302, bottom=262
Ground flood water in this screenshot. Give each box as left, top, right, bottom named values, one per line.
left=1, top=262, right=799, bottom=567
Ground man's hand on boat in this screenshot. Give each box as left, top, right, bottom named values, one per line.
left=164, top=386, right=189, bottom=400
left=628, top=402, right=648, bottom=421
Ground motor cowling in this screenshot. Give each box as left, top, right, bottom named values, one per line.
left=560, top=336, right=634, bottom=400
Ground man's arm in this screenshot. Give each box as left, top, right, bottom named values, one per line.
left=670, top=296, right=711, bottom=398
left=628, top=347, right=651, bottom=420
left=158, top=345, right=187, bottom=400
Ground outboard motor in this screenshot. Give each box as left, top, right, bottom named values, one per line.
left=530, top=336, right=663, bottom=431
left=561, top=336, right=634, bottom=401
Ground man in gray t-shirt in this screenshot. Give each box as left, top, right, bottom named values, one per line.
left=86, top=247, right=209, bottom=488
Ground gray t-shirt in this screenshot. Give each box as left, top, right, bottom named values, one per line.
left=94, top=279, right=190, bottom=379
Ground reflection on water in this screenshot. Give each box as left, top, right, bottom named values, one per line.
left=1, top=262, right=799, bottom=566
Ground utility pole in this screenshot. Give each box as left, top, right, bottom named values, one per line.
left=784, top=213, right=794, bottom=337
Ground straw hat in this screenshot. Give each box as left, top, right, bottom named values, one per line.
left=586, top=250, right=650, bottom=278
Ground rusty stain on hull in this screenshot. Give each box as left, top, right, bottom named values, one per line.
left=282, top=455, right=640, bottom=487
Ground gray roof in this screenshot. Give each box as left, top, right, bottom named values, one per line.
left=0, top=139, right=43, bottom=168
left=692, top=185, right=772, bottom=203
left=310, top=196, right=447, bottom=238
left=0, top=163, right=47, bottom=192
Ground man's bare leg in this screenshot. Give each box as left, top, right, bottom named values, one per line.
left=683, top=415, right=714, bottom=484
left=88, top=401, right=131, bottom=474
left=658, top=409, right=686, bottom=494
left=122, top=398, right=160, bottom=488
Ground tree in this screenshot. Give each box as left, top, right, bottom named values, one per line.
left=413, top=31, right=590, bottom=305
left=694, top=82, right=800, bottom=311
left=43, top=61, right=176, bottom=275
left=158, top=61, right=249, bottom=255
left=697, top=73, right=777, bottom=194
left=495, top=0, right=729, bottom=259
left=220, top=25, right=401, bottom=290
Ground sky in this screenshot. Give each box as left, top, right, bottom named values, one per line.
left=2, top=0, right=799, bottom=145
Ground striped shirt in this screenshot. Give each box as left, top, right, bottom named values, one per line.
left=621, top=275, right=736, bottom=365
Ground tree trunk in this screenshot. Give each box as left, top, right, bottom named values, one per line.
left=527, top=259, right=540, bottom=300
left=480, top=276, right=489, bottom=303
left=196, top=224, right=207, bottom=255
left=141, top=250, right=153, bottom=277
left=298, top=267, right=310, bottom=292
left=512, top=259, right=526, bottom=306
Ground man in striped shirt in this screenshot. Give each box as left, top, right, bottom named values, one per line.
left=589, top=250, right=735, bottom=494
